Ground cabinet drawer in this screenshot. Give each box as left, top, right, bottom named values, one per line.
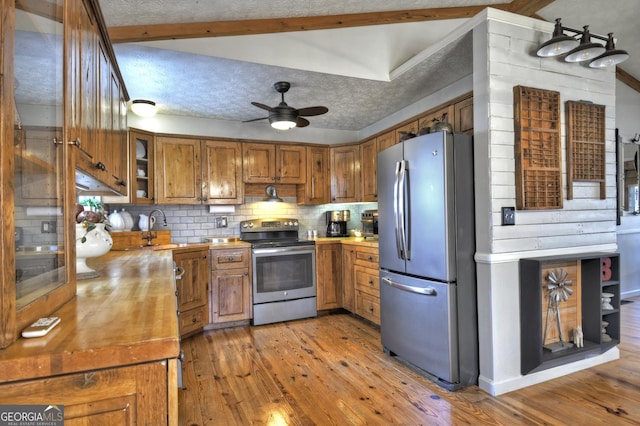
left=355, top=291, right=380, bottom=325
left=179, top=305, right=208, bottom=336
left=210, top=248, right=250, bottom=270
left=354, top=247, right=379, bottom=267
left=354, top=265, right=379, bottom=297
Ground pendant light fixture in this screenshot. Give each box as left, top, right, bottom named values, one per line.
left=536, top=19, right=629, bottom=68
left=564, top=26, right=606, bottom=63
left=536, top=18, right=579, bottom=57
left=589, top=33, right=629, bottom=68
left=131, top=99, right=157, bottom=117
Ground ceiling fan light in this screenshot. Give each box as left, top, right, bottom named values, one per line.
left=270, top=119, right=297, bottom=130
left=537, top=18, right=579, bottom=57
left=131, top=99, right=157, bottom=117
left=589, top=33, right=629, bottom=67
left=564, top=26, right=605, bottom=62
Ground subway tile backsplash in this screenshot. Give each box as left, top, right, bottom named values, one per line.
left=107, top=200, right=378, bottom=244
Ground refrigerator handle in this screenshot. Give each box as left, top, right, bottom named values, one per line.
left=381, top=277, right=436, bottom=296
left=398, top=160, right=408, bottom=260
left=393, top=161, right=403, bottom=259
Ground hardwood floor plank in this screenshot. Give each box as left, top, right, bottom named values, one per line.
left=179, top=298, right=640, bottom=425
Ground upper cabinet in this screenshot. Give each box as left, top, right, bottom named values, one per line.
left=131, top=129, right=154, bottom=204
left=454, top=95, right=474, bottom=134
left=243, top=142, right=306, bottom=184
left=360, top=138, right=378, bottom=202
left=297, top=145, right=330, bottom=205
left=330, top=144, right=360, bottom=203
left=155, top=136, right=243, bottom=205
left=71, top=0, right=128, bottom=195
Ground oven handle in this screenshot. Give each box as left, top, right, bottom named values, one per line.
left=252, top=246, right=316, bottom=255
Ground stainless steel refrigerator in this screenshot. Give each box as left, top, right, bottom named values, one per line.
left=377, top=131, right=477, bottom=390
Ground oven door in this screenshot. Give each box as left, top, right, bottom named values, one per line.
left=252, top=245, right=316, bottom=304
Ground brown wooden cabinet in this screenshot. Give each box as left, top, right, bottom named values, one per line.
left=418, top=105, right=455, bottom=133
left=297, top=145, right=330, bottom=205
left=360, top=138, right=378, bottom=202
left=341, top=245, right=356, bottom=311
left=454, top=95, right=474, bottom=134
left=0, top=361, right=174, bottom=424
left=131, top=129, right=155, bottom=204
left=156, top=137, right=243, bottom=204
left=352, top=245, right=380, bottom=325
left=73, top=0, right=128, bottom=195
left=243, top=142, right=306, bottom=184
left=316, top=242, right=342, bottom=310
left=330, top=144, right=360, bottom=203
left=174, top=248, right=209, bottom=338
left=210, top=247, right=252, bottom=324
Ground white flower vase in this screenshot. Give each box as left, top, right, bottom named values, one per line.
left=76, top=222, right=113, bottom=279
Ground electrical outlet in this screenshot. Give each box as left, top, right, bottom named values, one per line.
left=41, top=221, right=57, bottom=233
left=501, top=207, right=515, bottom=226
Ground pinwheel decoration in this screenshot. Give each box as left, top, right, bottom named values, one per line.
left=543, top=269, right=574, bottom=348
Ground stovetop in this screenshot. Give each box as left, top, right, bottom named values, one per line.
left=240, top=218, right=314, bottom=248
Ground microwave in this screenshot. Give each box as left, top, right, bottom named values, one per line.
left=361, top=210, right=378, bottom=237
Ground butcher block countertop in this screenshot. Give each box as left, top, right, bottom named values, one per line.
left=0, top=250, right=180, bottom=384
left=313, top=237, right=379, bottom=248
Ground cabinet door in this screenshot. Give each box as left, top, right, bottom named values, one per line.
left=108, top=70, right=127, bottom=191
left=131, top=129, right=154, bottom=204
left=395, top=120, right=419, bottom=141
left=330, top=145, right=360, bottom=203
left=211, top=268, right=251, bottom=323
left=316, top=243, right=342, bottom=310
left=342, top=245, right=356, bottom=311
left=15, top=128, right=63, bottom=206
left=454, top=95, right=474, bottom=134
left=202, top=140, right=243, bottom=204
left=155, top=137, right=201, bottom=204
left=174, top=249, right=209, bottom=313
left=360, top=138, right=378, bottom=202
left=297, top=145, right=329, bottom=205
left=277, top=144, right=306, bottom=184
left=243, top=142, right=276, bottom=183
left=376, top=129, right=396, bottom=152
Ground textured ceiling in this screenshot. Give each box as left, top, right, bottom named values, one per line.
left=14, top=1, right=640, bottom=135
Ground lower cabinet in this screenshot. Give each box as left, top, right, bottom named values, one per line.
left=316, top=242, right=342, bottom=310
left=210, top=247, right=252, bottom=324
left=352, top=245, right=380, bottom=325
left=0, top=360, right=176, bottom=424
left=341, top=245, right=356, bottom=311
left=173, top=248, right=209, bottom=338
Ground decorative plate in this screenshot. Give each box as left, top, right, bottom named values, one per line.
left=136, top=141, right=146, bottom=158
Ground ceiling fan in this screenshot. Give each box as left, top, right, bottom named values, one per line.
left=244, top=81, right=328, bottom=130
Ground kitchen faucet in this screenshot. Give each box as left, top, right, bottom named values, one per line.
left=142, top=209, right=168, bottom=246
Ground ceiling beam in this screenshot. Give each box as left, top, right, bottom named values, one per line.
left=108, top=1, right=555, bottom=43
left=617, top=67, right=640, bottom=94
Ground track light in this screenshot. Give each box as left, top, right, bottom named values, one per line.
left=536, top=19, right=628, bottom=68
left=589, top=33, right=629, bottom=68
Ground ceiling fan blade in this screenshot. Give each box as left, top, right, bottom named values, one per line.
left=242, top=116, right=269, bottom=123
left=296, top=117, right=310, bottom=128
left=251, top=102, right=274, bottom=111
left=297, top=106, right=328, bottom=117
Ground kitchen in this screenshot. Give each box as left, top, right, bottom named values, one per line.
left=2, top=0, right=640, bottom=424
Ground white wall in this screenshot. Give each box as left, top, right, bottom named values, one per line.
left=473, top=9, right=619, bottom=395
left=616, top=80, right=640, bottom=298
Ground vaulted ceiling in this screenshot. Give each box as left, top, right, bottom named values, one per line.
left=96, top=1, right=640, bottom=133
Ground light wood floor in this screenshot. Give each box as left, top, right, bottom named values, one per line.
left=179, top=297, right=640, bottom=425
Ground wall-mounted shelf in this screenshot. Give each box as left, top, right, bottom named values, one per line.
left=520, top=252, right=620, bottom=375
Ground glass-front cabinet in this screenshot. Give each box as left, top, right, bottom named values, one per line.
left=1, top=0, right=75, bottom=348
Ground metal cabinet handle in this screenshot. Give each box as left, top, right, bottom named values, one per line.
left=381, top=277, right=436, bottom=296
left=175, top=266, right=185, bottom=280
left=68, top=137, right=81, bottom=148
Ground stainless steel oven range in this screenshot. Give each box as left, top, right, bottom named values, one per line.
left=240, top=218, right=317, bottom=325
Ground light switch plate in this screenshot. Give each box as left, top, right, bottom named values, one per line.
left=502, top=207, right=515, bottom=226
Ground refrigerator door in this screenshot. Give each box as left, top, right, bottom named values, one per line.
left=404, top=133, right=457, bottom=282
left=377, top=142, right=407, bottom=274
left=380, top=270, right=459, bottom=384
